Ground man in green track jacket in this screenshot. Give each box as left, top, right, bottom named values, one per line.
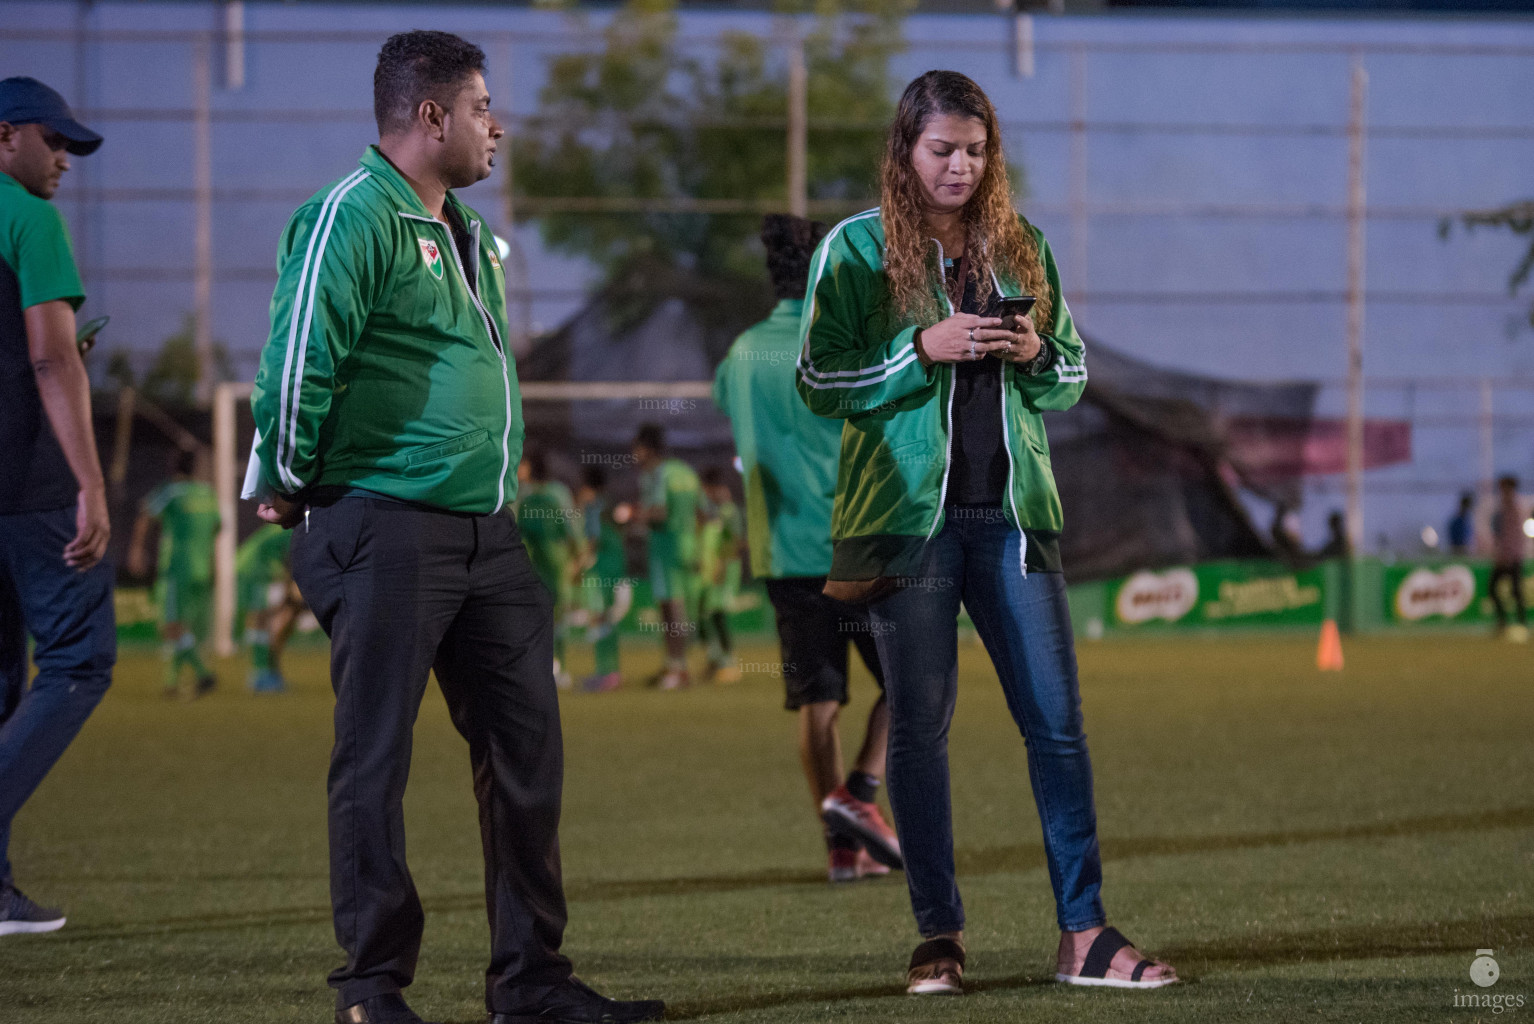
left=245, top=32, right=662, bottom=1024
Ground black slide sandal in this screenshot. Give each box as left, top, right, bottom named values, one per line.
left=1055, top=926, right=1177, bottom=989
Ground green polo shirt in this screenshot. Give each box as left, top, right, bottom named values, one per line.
left=0, top=171, right=86, bottom=513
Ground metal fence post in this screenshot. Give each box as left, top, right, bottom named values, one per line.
left=1343, top=57, right=1369, bottom=554
left=193, top=32, right=215, bottom=406
left=787, top=34, right=807, bottom=220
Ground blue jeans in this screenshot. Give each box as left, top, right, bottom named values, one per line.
left=868, top=507, right=1105, bottom=936
left=0, top=506, right=117, bottom=886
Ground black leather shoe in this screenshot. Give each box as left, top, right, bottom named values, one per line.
left=336, top=992, right=438, bottom=1024
left=489, top=977, right=665, bottom=1023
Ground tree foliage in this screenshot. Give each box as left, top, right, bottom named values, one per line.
left=137, top=314, right=231, bottom=408
left=1441, top=200, right=1534, bottom=329
left=511, top=0, right=909, bottom=331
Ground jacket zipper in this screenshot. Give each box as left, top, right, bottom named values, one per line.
left=437, top=213, right=515, bottom=514
left=990, top=267, right=1028, bottom=577
left=926, top=238, right=956, bottom=541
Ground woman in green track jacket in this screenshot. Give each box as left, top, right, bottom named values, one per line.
left=797, top=71, right=1177, bottom=996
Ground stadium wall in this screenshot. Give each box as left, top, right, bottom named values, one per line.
left=2, top=2, right=1531, bottom=552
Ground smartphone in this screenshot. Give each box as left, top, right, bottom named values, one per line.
left=994, top=296, right=1037, bottom=326
left=76, top=315, right=109, bottom=354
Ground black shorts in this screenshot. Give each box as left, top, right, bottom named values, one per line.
left=764, top=576, right=886, bottom=710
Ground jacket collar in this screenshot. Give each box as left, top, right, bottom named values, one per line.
left=358, top=145, right=479, bottom=228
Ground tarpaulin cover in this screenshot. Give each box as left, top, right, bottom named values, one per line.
left=521, top=296, right=1334, bottom=581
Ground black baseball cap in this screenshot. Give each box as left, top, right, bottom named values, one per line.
left=0, top=77, right=102, bottom=156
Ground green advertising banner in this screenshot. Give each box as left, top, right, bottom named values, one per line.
left=1380, top=560, right=1532, bottom=625
left=1104, top=560, right=1329, bottom=631
left=1082, top=556, right=1526, bottom=636
left=114, top=587, right=159, bottom=643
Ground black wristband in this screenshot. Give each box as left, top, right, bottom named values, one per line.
left=1020, top=337, right=1055, bottom=377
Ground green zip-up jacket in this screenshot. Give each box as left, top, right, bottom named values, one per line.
left=713, top=298, right=842, bottom=578
left=795, top=208, right=1087, bottom=581
left=248, top=146, right=522, bottom=514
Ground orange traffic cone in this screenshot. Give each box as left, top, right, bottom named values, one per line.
left=1316, top=618, right=1344, bottom=671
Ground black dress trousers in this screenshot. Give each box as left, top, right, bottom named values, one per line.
left=291, top=496, right=573, bottom=1012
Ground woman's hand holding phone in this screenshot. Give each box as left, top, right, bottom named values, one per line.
left=995, top=312, right=1043, bottom=364
left=916, top=313, right=1013, bottom=366
left=991, top=295, right=1043, bottom=364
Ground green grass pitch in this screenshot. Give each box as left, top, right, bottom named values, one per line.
left=4, top=633, right=1531, bottom=1023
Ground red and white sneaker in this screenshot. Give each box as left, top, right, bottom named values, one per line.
left=828, top=847, right=860, bottom=883
left=856, top=848, right=891, bottom=878
left=821, top=784, right=902, bottom=870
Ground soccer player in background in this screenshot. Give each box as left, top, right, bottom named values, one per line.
left=1447, top=490, right=1475, bottom=555
left=128, top=448, right=221, bottom=699
left=697, top=467, right=743, bottom=684
left=713, top=214, right=900, bottom=883
left=574, top=465, right=631, bottom=693
left=516, top=450, right=582, bottom=689
left=1489, top=475, right=1528, bottom=642
left=0, top=75, right=112, bottom=937
left=235, top=521, right=297, bottom=693
left=246, top=32, right=662, bottom=1024
left=633, top=423, right=701, bottom=690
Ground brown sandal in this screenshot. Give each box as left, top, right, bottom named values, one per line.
left=907, top=937, right=966, bottom=995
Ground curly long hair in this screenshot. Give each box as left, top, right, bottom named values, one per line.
left=880, top=70, right=1051, bottom=330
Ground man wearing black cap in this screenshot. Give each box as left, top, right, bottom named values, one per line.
left=0, top=76, right=112, bottom=936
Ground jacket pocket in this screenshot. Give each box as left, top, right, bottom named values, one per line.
left=869, top=437, right=932, bottom=473
left=1017, top=414, right=1050, bottom=461
left=406, top=429, right=490, bottom=467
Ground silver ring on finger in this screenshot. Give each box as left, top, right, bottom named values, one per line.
left=968, top=340, right=976, bottom=359
left=967, top=327, right=976, bottom=342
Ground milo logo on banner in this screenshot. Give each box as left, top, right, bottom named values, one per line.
left=1394, top=565, right=1475, bottom=621
left=1115, top=569, right=1199, bottom=625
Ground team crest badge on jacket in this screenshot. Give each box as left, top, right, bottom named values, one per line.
left=418, top=237, right=444, bottom=280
